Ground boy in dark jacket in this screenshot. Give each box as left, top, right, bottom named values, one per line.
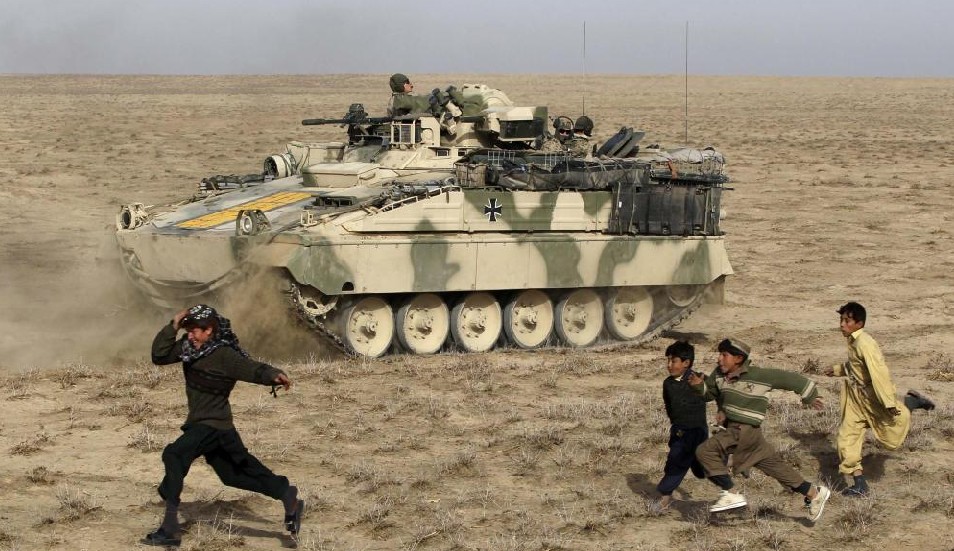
left=144, top=304, right=304, bottom=547
left=655, top=340, right=708, bottom=511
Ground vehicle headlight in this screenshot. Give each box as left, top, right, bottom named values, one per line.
left=264, top=153, right=296, bottom=179
left=117, top=203, right=148, bottom=230
left=235, top=209, right=271, bottom=236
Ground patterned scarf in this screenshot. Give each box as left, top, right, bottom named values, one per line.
left=179, top=304, right=249, bottom=363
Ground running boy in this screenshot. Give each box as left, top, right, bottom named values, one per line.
left=655, top=340, right=709, bottom=511
left=144, top=305, right=304, bottom=547
left=688, top=338, right=831, bottom=522
left=826, top=301, right=936, bottom=496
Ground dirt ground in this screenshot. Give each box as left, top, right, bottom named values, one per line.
left=1, top=74, right=953, bottom=550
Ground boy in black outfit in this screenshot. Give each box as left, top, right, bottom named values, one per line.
left=144, top=305, right=304, bottom=547
left=655, top=340, right=709, bottom=511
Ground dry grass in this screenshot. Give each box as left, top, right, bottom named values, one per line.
left=926, top=353, right=954, bottom=382
left=2, top=369, right=37, bottom=400
left=49, top=361, right=96, bottom=389
left=0, top=336, right=934, bottom=550
left=27, top=466, right=55, bottom=485
left=4, top=74, right=954, bottom=551
left=106, top=397, right=153, bottom=422
left=128, top=421, right=165, bottom=452
left=181, top=515, right=247, bottom=551
left=9, top=431, right=53, bottom=455
left=0, top=529, right=18, bottom=546
left=800, top=356, right=822, bottom=375
left=834, top=496, right=878, bottom=542
left=38, top=485, right=102, bottom=525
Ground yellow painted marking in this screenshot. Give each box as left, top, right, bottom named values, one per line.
left=177, top=192, right=312, bottom=229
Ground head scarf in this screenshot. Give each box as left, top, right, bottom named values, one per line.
left=179, top=304, right=249, bottom=363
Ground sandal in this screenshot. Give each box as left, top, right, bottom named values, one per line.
left=284, top=499, right=305, bottom=535
left=142, top=526, right=181, bottom=547
left=907, top=390, right=936, bottom=411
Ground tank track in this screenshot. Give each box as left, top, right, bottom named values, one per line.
left=285, top=284, right=353, bottom=357
left=589, top=291, right=706, bottom=353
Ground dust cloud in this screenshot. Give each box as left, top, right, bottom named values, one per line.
left=0, top=231, right=163, bottom=372
left=0, top=232, right=329, bottom=373
left=209, top=268, right=334, bottom=362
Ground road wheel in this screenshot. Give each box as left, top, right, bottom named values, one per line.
left=395, top=293, right=449, bottom=355
left=340, top=296, right=393, bottom=357
left=604, top=287, right=654, bottom=341
left=667, top=284, right=705, bottom=308
left=554, top=289, right=604, bottom=347
left=450, top=292, right=502, bottom=353
left=503, top=289, right=553, bottom=349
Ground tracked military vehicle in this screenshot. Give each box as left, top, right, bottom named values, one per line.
left=115, top=84, right=731, bottom=357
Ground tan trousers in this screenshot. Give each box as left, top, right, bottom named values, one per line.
left=696, top=422, right=806, bottom=489
left=837, top=389, right=910, bottom=474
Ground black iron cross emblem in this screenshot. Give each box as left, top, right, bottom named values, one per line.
left=483, top=197, right=502, bottom=222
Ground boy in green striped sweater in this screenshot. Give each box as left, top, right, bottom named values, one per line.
left=687, top=338, right=831, bottom=522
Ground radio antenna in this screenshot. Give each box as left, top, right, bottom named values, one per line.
left=582, top=20, right=587, bottom=115
left=684, top=20, right=689, bottom=144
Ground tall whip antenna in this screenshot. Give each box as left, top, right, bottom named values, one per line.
left=684, top=20, right=689, bottom=144
left=582, top=20, right=587, bottom=115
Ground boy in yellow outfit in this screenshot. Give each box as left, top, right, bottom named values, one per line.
left=825, top=302, right=935, bottom=496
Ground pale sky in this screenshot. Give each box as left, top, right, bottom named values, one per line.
left=2, top=0, right=951, bottom=77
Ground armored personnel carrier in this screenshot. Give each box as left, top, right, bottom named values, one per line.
left=115, top=84, right=732, bottom=357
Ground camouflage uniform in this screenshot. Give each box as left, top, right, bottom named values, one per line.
left=564, top=136, right=591, bottom=158
left=536, top=116, right=573, bottom=153
left=386, top=73, right=431, bottom=117
left=537, top=136, right=567, bottom=153
left=567, top=116, right=594, bottom=158
left=387, top=93, right=431, bottom=117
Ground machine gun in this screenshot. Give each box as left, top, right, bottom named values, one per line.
left=302, top=103, right=485, bottom=145
left=303, top=103, right=483, bottom=128
left=301, top=103, right=394, bottom=126
left=302, top=104, right=406, bottom=144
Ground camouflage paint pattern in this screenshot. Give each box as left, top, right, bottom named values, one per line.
left=275, top=189, right=730, bottom=295
left=114, top=89, right=732, bottom=350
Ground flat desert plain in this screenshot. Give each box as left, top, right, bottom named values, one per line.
left=1, top=74, right=953, bottom=551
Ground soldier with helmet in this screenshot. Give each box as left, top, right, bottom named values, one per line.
left=387, top=73, right=431, bottom=117
left=387, top=73, right=465, bottom=136
left=566, top=115, right=594, bottom=158
left=537, top=115, right=574, bottom=153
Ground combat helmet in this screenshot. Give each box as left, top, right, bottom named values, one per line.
left=573, top=115, right=594, bottom=136
left=389, top=73, right=411, bottom=93
left=553, top=116, right=574, bottom=140
left=553, top=116, right=573, bottom=132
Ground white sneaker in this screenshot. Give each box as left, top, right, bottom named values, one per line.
left=709, top=490, right=747, bottom=512
left=807, top=485, right=831, bottom=522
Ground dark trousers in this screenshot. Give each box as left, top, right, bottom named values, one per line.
left=657, top=425, right=708, bottom=496
left=158, top=424, right=289, bottom=504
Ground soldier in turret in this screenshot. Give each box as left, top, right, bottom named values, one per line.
left=388, top=74, right=466, bottom=137
left=537, top=116, right=573, bottom=153
left=566, top=115, right=594, bottom=158
left=386, top=73, right=431, bottom=117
